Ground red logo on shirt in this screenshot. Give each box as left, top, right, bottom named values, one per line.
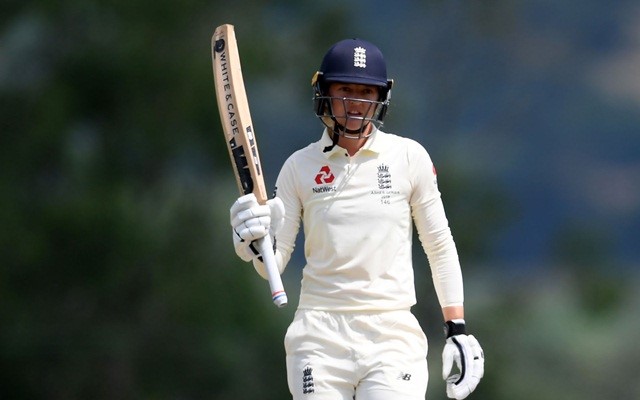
left=314, top=165, right=335, bottom=185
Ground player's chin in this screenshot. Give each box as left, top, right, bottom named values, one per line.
left=344, top=118, right=368, bottom=132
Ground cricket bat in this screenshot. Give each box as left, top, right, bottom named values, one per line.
left=211, top=24, right=287, bottom=307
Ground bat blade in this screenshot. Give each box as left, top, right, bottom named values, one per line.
left=211, top=24, right=287, bottom=307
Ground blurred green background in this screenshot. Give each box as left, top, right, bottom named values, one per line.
left=2, top=0, right=639, bottom=399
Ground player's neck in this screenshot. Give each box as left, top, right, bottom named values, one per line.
left=338, top=136, right=367, bottom=156
left=336, top=124, right=372, bottom=156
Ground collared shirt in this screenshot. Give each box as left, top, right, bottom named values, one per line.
left=268, top=127, right=463, bottom=311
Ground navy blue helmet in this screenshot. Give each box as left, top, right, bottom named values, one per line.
left=312, top=38, right=393, bottom=135
left=319, top=38, right=390, bottom=88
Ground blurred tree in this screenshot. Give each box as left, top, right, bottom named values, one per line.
left=1, top=1, right=294, bottom=398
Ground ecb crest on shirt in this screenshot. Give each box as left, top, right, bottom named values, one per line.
left=377, top=163, right=391, bottom=189
left=372, top=163, right=399, bottom=205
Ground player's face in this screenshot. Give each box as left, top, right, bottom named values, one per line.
left=328, top=83, right=380, bottom=132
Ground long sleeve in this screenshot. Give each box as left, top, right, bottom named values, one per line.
left=409, top=146, right=464, bottom=308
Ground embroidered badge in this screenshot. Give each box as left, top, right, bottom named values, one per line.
left=302, top=365, right=315, bottom=394
left=377, top=163, right=391, bottom=189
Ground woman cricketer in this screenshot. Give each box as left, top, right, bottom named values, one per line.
left=229, top=38, right=484, bottom=400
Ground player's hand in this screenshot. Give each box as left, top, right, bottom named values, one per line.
left=229, top=193, right=284, bottom=261
left=442, top=320, right=484, bottom=399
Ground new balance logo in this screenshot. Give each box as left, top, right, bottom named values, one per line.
left=398, top=372, right=412, bottom=381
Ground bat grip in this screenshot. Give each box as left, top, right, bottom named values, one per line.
left=255, top=235, right=288, bottom=307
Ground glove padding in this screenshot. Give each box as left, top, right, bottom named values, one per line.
left=229, top=193, right=284, bottom=262
left=442, top=334, right=484, bottom=399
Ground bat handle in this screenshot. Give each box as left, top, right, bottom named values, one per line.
left=255, top=235, right=288, bottom=307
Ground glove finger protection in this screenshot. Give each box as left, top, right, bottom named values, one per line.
left=230, top=194, right=272, bottom=241
left=232, top=228, right=259, bottom=262
left=442, top=334, right=484, bottom=400
left=230, top=194, right=269, bottom=261
left=266, top=197, right=285, bottom=237
left=442, top=339, right=460, bottom=381
left=229, top=194, right=286, bottom=263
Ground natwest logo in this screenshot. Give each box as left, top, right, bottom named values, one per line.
left=314, top=165, right=335, bottom=185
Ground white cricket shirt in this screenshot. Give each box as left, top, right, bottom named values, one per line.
left=256, top=128, right=464, bottom=311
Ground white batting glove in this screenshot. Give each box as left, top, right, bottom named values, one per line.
left=229, top=193, right=284, bottom=262
left=442, top=320, right=485, bottom=400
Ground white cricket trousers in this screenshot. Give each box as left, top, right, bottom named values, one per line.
left=284, top=309, right=428, bottom=400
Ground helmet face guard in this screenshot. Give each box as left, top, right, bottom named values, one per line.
left=312, top=38, right=393, bottom=138
left=312, top=85, right=392, bottom=138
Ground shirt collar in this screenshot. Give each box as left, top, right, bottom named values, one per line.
left=318, top=126, right=385, bottom=159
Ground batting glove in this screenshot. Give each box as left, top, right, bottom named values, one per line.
left=442, top=319, right=485, bottom=400
left=229, top=193, right=284, bottom=262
